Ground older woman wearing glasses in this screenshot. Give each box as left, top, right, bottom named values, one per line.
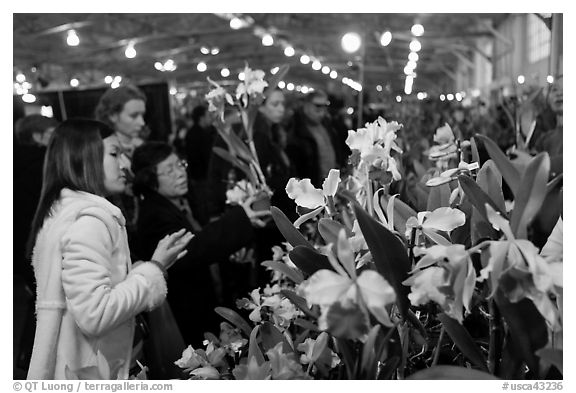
left=131, top=142, right=266, bottom=351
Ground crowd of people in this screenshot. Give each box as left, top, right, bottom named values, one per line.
left=13, top=74, right=562, bottom=379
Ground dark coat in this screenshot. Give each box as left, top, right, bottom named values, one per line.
left=135, top=191, right=254, bottom=346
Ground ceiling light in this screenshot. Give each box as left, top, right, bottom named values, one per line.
left=440, top=94, right=446, bottom=101
left=287, top=83, right=295, bottom=91
left=262, top=34, right=274, bottom=46
left=16, top=73, right=26, bottom=83
left=230, top=17, right=243, bottom=30
left=417, top=92, right=425, bottom=100
left=221, top=68, right=230, bottom=77
left=404, top=85, right=412, bottom=95
left=197, top=62, right=207, bottom=72
left=404, top=65, right=415, bottom=75
left=300, top=54, right=310, bottom=64
left=408, top=51, right=419, bottom=62
left=517, top=75, right=525, bottom=84
left=409, top=39, right=421, bottom=52
left=547, top=75, right=554, bottom=84
left=284, top=46, right=295, bottom=57
left=271, top=66, right=279, bottom=75
left=154, top=62, right=163, bottom=71
left=278, top=81, right=286, bottom=89
left=211, top=47, right=220, bottom=55
left=396, top=96, right=402, bottom=103
left=330, top=70, right=338, bottom=79
left=380, top=31, right=392, bottom=47
left=322, top=66, right=330, bottom=74
left=447, top=93, right=454, bottom=101
left=22, top=93, right=36, bottom=103
left=407, top=60, right=417, bottom=69
left=169, top=87, right=177, bottom=95
left=296, top=85, right=302, bottom=92
left=312, top=60, right=322, bottom=71
left=455, top=92, right=463, bottom=101
left=341, top=32, right=362, bottom=53
left=105, top=75, right=113, bottom=83
left=70, top=78, right=79, bottom=87
left=347, top=107, right=354, bottom=115
left=66, top=30, right=79, bottom=46
left=301, top=86, right=309, bottom=94
left=411, top=24, right=424, bottom=36
left=376, top=85, right=382, bottom=92
left=201, top=46, right=210, bottom=55
left=238, top=72, right=245, bottom=81
left=125, top=42, right=137, bottom=59
left=113, top=76, right=122, bottom=83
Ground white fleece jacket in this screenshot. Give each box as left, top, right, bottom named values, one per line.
left=27, top=189, right=167, bottom=380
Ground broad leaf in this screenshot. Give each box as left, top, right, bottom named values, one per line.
left=494, top=289, right=548, bottom=374
left=470, top=136, right=480, bottom=164
left=381, top=193, right=417, bottom=235
left=509, top=153, right=550, bottom=239
left=248, top=325, right=265, bottom=365
left=438, top=313, right=488, bottom=371
left=475, top=134, right=521, bottom=196
left=270, top=206, right=314, bottom=249
left=293, top=318, right=320, bottom=331
left=318, top=218, right=353, bottom=245
left=214, top=307, right=252, bottom=337
left=458, top=175, right=507, bottom=224
left=536, top=348, right=563, bottom=375
left=476, top=160, right=506, bottom=213
left=426, top=183, right=451, bottom=211
left=288, top=245, right=334, bottom=277
left=212, top=147, right=256, bottom=185
left=335, top=338, right=357, bottom=379
left=360, top=325, right=381, bottom=378
left=326, top=301, right=370, bottom=340
left=407, top=365, right=498, bottom=380
left=260, top=321, right=294, bottom=354
left=261, top=260, right=304, bottom=284
left=353, top=205, right=412, bottom=319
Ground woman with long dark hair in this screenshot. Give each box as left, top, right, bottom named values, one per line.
left=26, top=119, right=192, bottom=379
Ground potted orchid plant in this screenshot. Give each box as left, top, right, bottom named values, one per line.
left=205, top=63, right=289, bottom=210
left=173, top=113, right=562, bottom=380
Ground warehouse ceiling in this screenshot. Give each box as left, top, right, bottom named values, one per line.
left=13, top=13, right=511, bottom=97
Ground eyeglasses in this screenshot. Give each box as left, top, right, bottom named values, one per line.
left=312, top=102, right=330, bottom=109
left=157, top=159, right=188, bottom=178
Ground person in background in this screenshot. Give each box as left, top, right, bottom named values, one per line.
left=185, top=104, right=218, bottom=225
left=533, top=75, right=563, bottom=160
left=132, top=142, right=267, bottom=348
left=287, top=90, right=346, bottom=188
left=94, top=85, right=148, bottom=242
left=13, top=114, right=59, bottom=377
left=26, top=119, right=192, bottom=379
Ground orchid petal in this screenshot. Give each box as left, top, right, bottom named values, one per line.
left=285, top=178, right=325, bottom=209
left=485, top=204, right=515, bottom=240
left=541, top=217, right=563, bottom=260
left=422, top=207, right=466, bottom=232
left=322, top=169, right=341, bottom=197
left=300, top=270, right=352, bottom=306
left=434, top=123, right=455, bottom=144
left=336, top=229, right=357, bottom=279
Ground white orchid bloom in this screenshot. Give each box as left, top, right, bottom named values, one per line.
left=205, top=78, right=234, bottom=122
left=405, top=207, right=466, bottom=245
left=285, top=169, right=341, bottom=228
left=235, top=66, right=268, bottom=106
left=345, top=116, right=403, bottom=168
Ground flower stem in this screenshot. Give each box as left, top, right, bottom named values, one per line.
left=488, top=299, right=502, bottom=375
left=366, top=166, right=374, bottom=217
left=431, top=326, right=445, bottom=366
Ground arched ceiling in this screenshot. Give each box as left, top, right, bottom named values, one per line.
left=13, top=13, right=509, bottom=97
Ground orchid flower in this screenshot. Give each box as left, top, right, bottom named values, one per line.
left=403, top=244, right=476, bottom=323
left=226, top=179, right=257, bottom=205
left=285, top=169, right=341, bottom=228
left=345, top=116, right=403, bottom=180
left=298, top=229, right=397, bottom=330
left=235, top=65, right=268, bottom=107
left=405, top=207, right=466, bottom=245
left=205, top=78, right=234, bottom=122
left=297, top=332, right=340, bottom=368
left=476, top=204, right=562, bottom=328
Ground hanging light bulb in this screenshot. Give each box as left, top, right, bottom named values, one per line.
left=16, top=73, right=26, bottom=83
left=154, top=62, right=163, bottom=71
left=380, top=31, right=392, bottom=47
left=211, top=47, right=220, bottom=55
left=321, top=66, right=330, bottom=74
left=312, top=60, right=322, bottom=71
left=396, top=96, right=402, bottom=103
left=169, top=87, right=178, bottom=95
left=411, top=24, right=424, bottom=37
left=517, top=75, right=525, bottom=84
left=125, top=42, right=137, bottom=59
left=284, top=46, right=295, bottom=57
left=409, top=39, right=421, bottom=52
left=105, top=75, right=113, bottom=84
left=262, top=34, right=274, bottom=46
left=376, top=85, right=383, bottom=92
left=22, top=93, right=36, bottom=103
left=197, top=62, right=207, bottom=72
left=70, top=78, right=79, bottom=87
left=341, top=32, right=362, bottom=53
left=330, top=70, right=338, bottom=79
left=300, top=54, right=310, bottom=64
left=67, top=29, right=80, bottom=46
left=407, top=60, right=417, bottom=70
left=230, top=17, right=243, bottom=30
left=408, top=51, right=419, bottom=62
left=238, top=72, right=245, bottom=81
left=271, top=67, right=279, bottom=75
left=278, top=81, right=286, bottom=89
left=440, top=94, right=446, bottom=101
left=447, top=93, right=454, bottom=101
left=200, top=46, right=210, bottom=55
left=547, top=75, right=554, bottom=84
left=286, top=83, right=295, bottom=91
left=221, top=68, right=230, bottom=77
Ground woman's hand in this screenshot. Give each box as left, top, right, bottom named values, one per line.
left=240, top=196, right=271, bottom=227
left=152, top=229, right=194, bottom=269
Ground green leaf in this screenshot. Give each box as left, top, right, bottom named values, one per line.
left=360, top=325, right=381, bottom=378
left=509, top=153, right=550, bottom=239
left=476, top=160, right=506, bottom=213
left=212, top=146, right=256, bottom=184
left=458, top=175, right=507, bottom=224
left=494, top=288, right=548, bottom=374
left=406, top=309, right=428, bottom=340
left=214, top=307, right=253, bottom=337
left=260, top=321, right=293, bottom=354
left=475, top=134, right=521, bottom=196
left=471, top=137, right=480, bottom=164
left=288, top=245, right=334, bottom=277
left=310, top=332, right=330, bottom=363
left=293, top=318, right=320, bottom=332
left=426, top=182, right=451, bottom=211
left=536, top=348, right=563, bottom=374
left=407, top=365, right=498, bottom=380
left=248, top=325, right=265, bottom=365
left=438, top=313, right=488, bottom=371
left=261, top=260, right=303, bottom=284
left=280, top=290, right=319, bottom=319
left=335, top=338, right=358, bottom=379
left=377, top=356, right=400, bottom=379
left=353, top=205, right=412, bottom=320
left=381, top=194, right=417, bottom=235
left=270, top=206, right=314, bottom=249
left=318, top=218, right=353, bottom=245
